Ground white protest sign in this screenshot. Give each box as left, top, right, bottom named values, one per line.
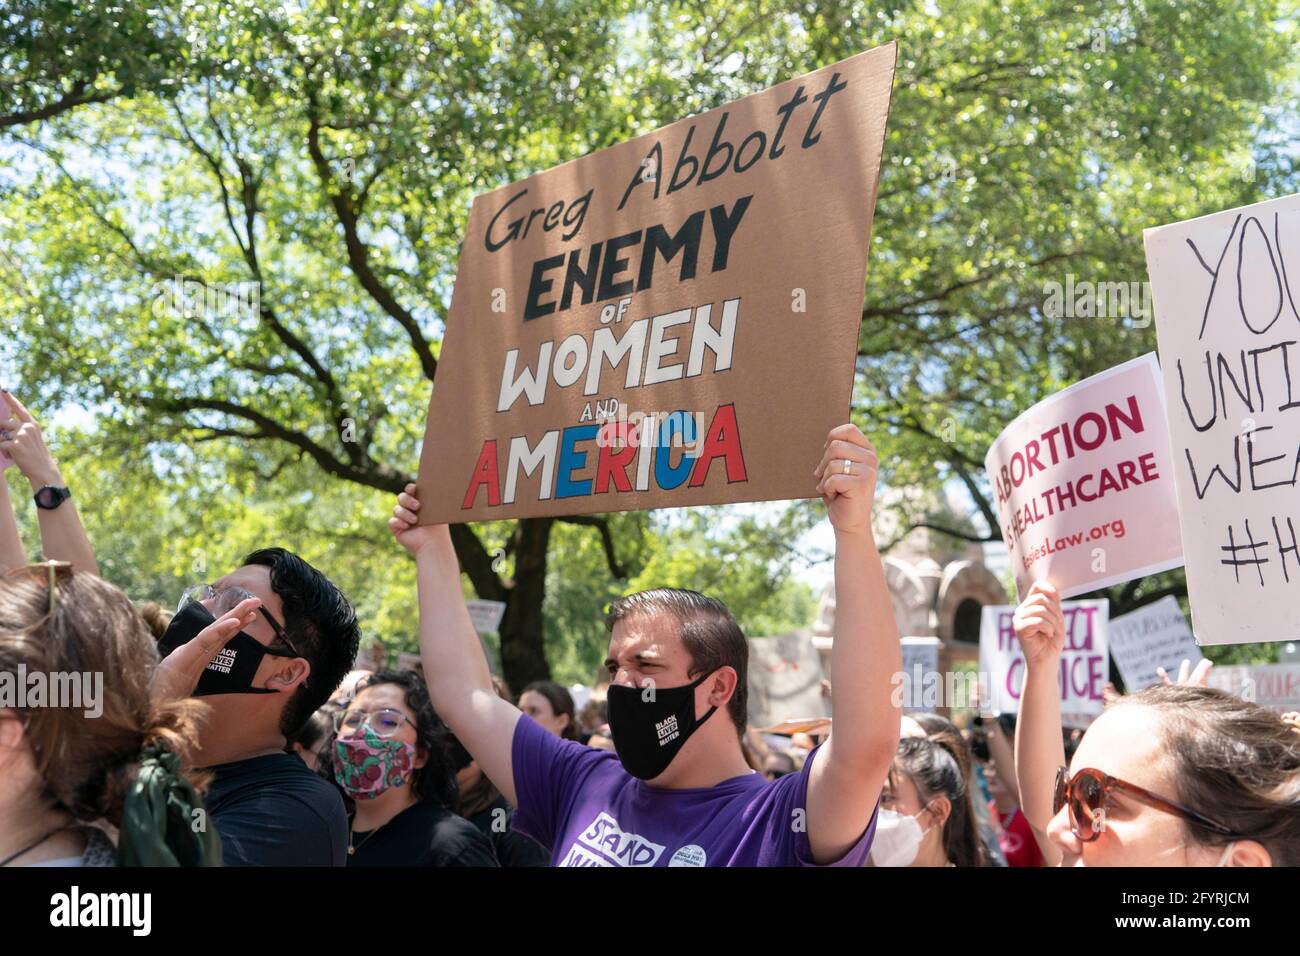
left=1108, top=596, right=1204, bottom=691
left=978, top=601, right=1110, bottom=716
left=1145, top=193, right=1300, bottom=645
left=896, top=637, right=941, bottom=711
left=1206, top=663, right=1300, bottom=715
left=746, top=630, right=828, bottom=728
left=466, top=599, right=507, bottom=634
left=986, top=353, right=1183, bottom=600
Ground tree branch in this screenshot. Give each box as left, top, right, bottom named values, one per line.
left=450, top=523, right=507, bottom=601
left=304, top=109, right=439, bottom=382
left=175, top=101, right=342, bottom=400
left=1110, top=583, right=1187, bottom=615
left=905, top=521, right=999, bottom=544
left=861, top=251, right=1093, bottom=321
left=0, top=79, right=117, bottom=130
left=558, top=514, right=628, bottom=578
left=149, top=395, right=506, bottom=604
left=143, top=395, right=403, bottom=493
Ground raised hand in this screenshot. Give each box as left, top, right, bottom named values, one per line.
left=1013, top=581, right=1065, bottom=666
left=389, top=482, right=448, bottom=557
left=0, top=390, right=62, bottom=487
left=812, top=423, right=878, bottom=537
left=151, top=597, right=262, bottom=702
left=1157, top=657, right=1213, bottom=687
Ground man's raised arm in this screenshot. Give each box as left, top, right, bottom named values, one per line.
left=390, top=483, right=522, bottom=805
left=804, top=423, right=902, bottom=864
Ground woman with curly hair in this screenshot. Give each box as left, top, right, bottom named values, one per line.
left=330, top=669, right=499, bottom=866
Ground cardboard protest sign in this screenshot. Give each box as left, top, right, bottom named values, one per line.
left=986, top=353, right=1183, bottom=601
left=978, top=601, right=1110, bottom=716
left=416, top=43, right=897, bottom=522
left=1144, top=193, right=1300, bottom=645
left=1206, top=663, right=1300, bottom=715
left=897, top=636, right=941, bottom=711
left=760, top=717, right=832, bottom=736
left=1107, top=595, right=1204, bottom=691
left=746, top=630, right=829, bottom=729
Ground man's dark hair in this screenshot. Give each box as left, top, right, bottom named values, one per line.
left=243, top=547, right=360, bottom=738
left=605, top=588, right=747, bottom=733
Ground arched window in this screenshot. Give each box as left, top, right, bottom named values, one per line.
left=953, top=597, right=982, bottom=644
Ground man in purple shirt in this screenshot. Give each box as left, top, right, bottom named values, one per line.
left=388, top=423, right=902, bottom=866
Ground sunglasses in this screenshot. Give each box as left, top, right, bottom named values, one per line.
left=179, top=583, right=304, bottom=658
left=6, top=560, right=75, bottom=615
left=1053, top=766, right=1237, bottom=842
left=334, top=708, right=417, bottom=739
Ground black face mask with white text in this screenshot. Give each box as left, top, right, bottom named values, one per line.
left=605, top=672, right=718, bottom=780
left=157, top=602, right=279, bottom=697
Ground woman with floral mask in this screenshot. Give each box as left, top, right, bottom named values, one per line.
left=1014, top=581, right=1300, bottom=867
left=869, top=736, right=988, bottom=867
left=327, top=670, right=498, bottom=866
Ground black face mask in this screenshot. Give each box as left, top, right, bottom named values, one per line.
left=157, top=601, right=279, bottom=697
left=606, top=672, right=718, bottom=780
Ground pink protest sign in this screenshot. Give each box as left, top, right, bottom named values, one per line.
left=985, top=353, right=1184, bottom=600
left=978, top=600, right=1110, bottom=716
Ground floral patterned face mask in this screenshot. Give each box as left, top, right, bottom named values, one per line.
left=333, top=725, right=417, bottom=799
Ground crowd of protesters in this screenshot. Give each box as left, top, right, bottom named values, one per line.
left=1, top=389, right=1297, bottom=868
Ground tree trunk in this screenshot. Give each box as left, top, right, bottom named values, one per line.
left=497, top=517, right=554, bottom=693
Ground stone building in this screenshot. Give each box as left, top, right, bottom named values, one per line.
left=810, top=525, right=1010, bottom=702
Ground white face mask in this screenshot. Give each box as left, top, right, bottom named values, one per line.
left=868, top=805, right=934, bottom=867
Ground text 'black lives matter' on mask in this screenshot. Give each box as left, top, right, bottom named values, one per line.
left=157, top=601, right=280, bottom=697
left=606, top=671, right=719, bottom=780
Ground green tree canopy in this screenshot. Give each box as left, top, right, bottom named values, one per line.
left=2, top=0, right=1296, bottom=684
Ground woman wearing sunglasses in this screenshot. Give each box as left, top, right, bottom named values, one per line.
left=0, top=393, right=229, bottom=866
left=327, top=669, right=499, bottom=866
left=1013, top=581, right=1300, bottom=866
left=0, top=561, right=235, bottom=867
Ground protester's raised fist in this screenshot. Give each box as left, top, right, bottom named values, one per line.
left=0, top=390, right=62, bottom=487
left=813, top=423, right=878, bottom=536
left=389, top=482, right=447, bottom=556
left=1012, top=580, right=1065, bottom=666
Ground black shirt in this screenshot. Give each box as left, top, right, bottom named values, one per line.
left=204, top=752, right=348, bottom=867
left=347, top=801, right=500, bottom=867
left=467, top=796, right=550, bottom=867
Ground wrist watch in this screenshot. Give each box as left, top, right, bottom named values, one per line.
left=33, top=485, right=72, bottom=510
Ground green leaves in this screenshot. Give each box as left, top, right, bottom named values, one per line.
left=1, top=0, right=1296, bottom=678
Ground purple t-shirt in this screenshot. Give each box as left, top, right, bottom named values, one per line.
left=510, top=714, right=877, bottom=867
